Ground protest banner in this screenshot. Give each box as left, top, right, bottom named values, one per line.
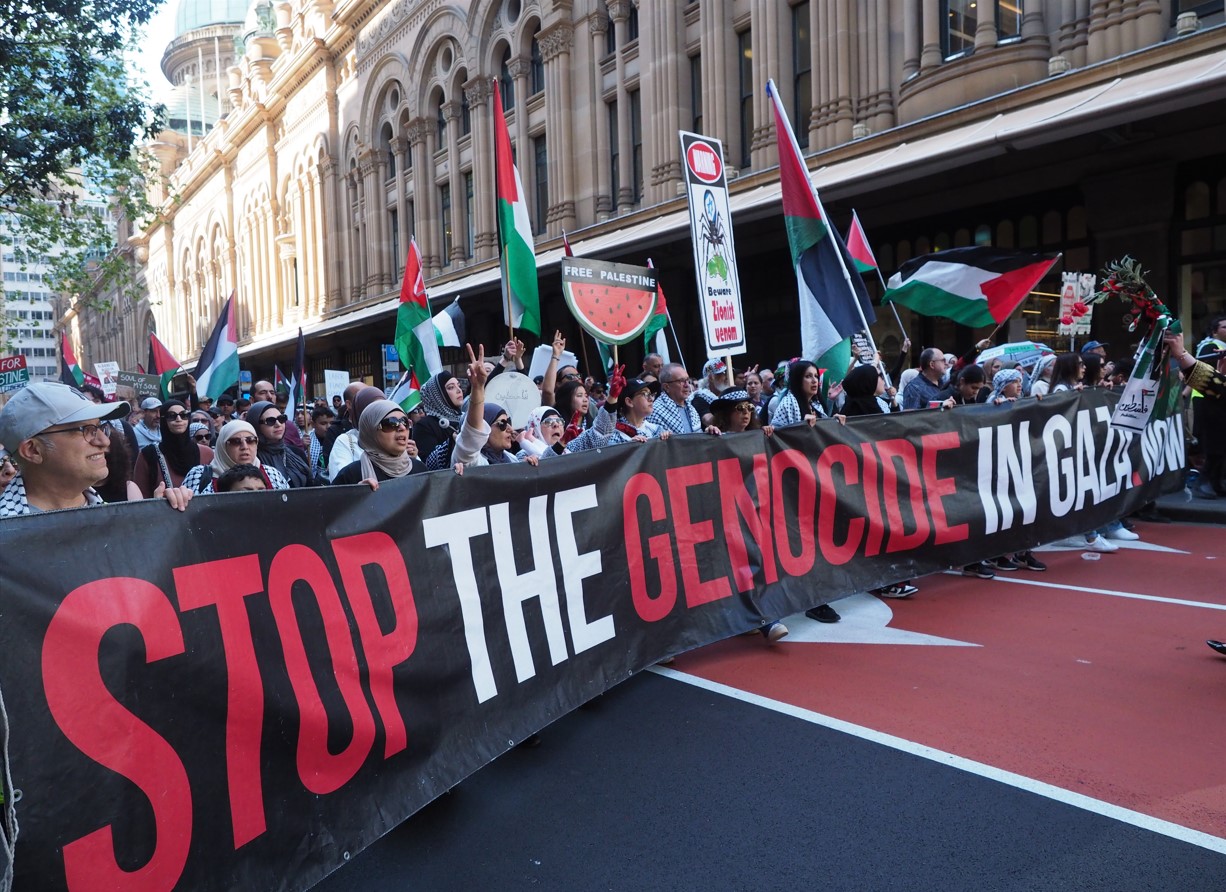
left=116, top=370, right=162, bottom=399
left=679, top=131, right=746, bottom=357
left=0, top=389, right=1183, bottom=892
left=324, top=370, right=350, bottom=404
left=483, top=370, right=541, bottom=427
left=0, top=354, right=29, bottom=394
left=94, top=362, right=120, bottom=399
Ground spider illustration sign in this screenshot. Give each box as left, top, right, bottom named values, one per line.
left=680, top=131, right=746, bottom=356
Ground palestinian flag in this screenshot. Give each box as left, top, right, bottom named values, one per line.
left=149, top=332, right=183, bottom=398
left=766, top=80, right=875, bottom=362
left=193, top=294, right=240, bottom=400
left=394, top=236, right=443, bottom=386
left=60, top=332, right=84, bottom=387
left=643, top=258, right=671, bottom=361
left=884, top=247, right=1060, bottom=328
left=291, top=327, right=307, bottom=417
left=845, top=211, right=878, bottom=274
left=492, top=79, right=541, bottom=337
left=387, top=368, right=422, bottom=412
left=432, top=299, right=465, bottom=348
left=274, top=365, right=293, bottom=416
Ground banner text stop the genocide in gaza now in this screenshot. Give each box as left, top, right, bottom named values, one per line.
left=0, top=389, right=1184, bottom=892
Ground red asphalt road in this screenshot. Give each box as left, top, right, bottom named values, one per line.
left=673, top=520, right=1226, bottom=843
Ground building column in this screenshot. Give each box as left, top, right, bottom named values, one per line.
left=975, top=0, right=999, bottom=50
left=641, top=3, right=680, bottom=203
left=539, top=22, right=577, bottom=233
left=832, top=0, right=854, bottom=146
left=903, top=0, right=921, bottom=80
left=319, top=155, right=342, bottom=311
left=442, top=99, right=465, bottom=266
left=589, top=14, right=613, bottom=219
left=749, top=0, right=779, bottom=164
left=390, top=136, right=409, bottom=275
left=464, top=78, right=497, bottom=257
left=408, top=118, right=437, bottom=274
left=699, top=0, right=733, bottom=158
left=608, top=0, right=633, bottom=212
left=920, top=0, right=943, bottom=71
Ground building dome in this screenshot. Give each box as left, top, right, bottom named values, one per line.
left=241, top=0, right=277, bottom=48
left=162, top=82, right=222, bottom=137
left=173, top=0, right=249, bottom=39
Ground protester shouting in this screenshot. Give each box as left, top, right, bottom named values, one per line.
left=182, top=419, right=289, bottom=493
left=332, top=400, right=424, bottom=487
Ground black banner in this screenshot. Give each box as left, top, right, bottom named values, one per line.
left=0, top=390, right=1184, bottom=891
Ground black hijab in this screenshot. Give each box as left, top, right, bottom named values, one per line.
left=247, top=400, right=311, bottom=487
left=841, top=365, right=885, bottom=417
left=158, top=399, right=203, bottom=475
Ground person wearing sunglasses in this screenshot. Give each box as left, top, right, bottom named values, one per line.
left=332, top=400, right=425, bottom=487
left=0, top=382, right=193, bottom=516
left=133, top=399, right=215, bottom=498
left=516, top=406, right=569, bottom=461
left=182, top=419, right=289, bottom=493
left=567, top=366, right=670, bottom=452
left=245, top=401, right=314, bottom=488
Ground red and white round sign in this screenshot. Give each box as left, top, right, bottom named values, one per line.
left=686, top=142, right=722, bottom=184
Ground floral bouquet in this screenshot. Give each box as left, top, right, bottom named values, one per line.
left=1085, top=255, right=1181, bottom=336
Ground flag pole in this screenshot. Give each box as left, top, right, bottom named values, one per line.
left=666, top=310, right=687, bottom=372
left=876, top=267, right=909, bottom=341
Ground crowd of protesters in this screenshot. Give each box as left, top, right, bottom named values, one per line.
left=3, top=319, right=1224, bottom=653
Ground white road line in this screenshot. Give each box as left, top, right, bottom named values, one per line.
left=938, top=570, right=1226, bottom=610
left=651, top=666, right=1226, bottom=856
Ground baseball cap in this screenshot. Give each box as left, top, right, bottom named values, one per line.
left=1080, top=340, right=1109, bottom=353
left=0, top=382, right=130, bottom=453
left=614, top=377, right=660, bottom=409
left=702, top=358, right=727, bottom=378
left=140, top=397, right=163, bottom=410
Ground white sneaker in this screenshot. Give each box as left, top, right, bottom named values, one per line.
left=1085, top=535, right=1119, bottom=553
left=1103, top=527, right=1140, bottom=541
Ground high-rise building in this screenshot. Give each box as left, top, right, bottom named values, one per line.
left=1, top=214, right=77, bottom=383
left=85, top=0, right=1225, bottom=388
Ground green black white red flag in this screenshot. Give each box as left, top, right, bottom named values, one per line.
left=884, top=247, right=1059, bottom=328
left=393, top=237, right=442, bottom=386
left=492, top=79, right=541, bottom=337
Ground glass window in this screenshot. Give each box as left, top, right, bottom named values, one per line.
left=464, top=172, right=475, bottom=257
left=436, top=97, right=447, bottom=144
left=500, top=48, right=514, bottom=110
left=530, top=30, right=544, bottom=95
left=440, top=184, right=452, bottom=267
left=738, top=30, right=753, bottom=169
left=942, top=0, right=976, bottom=57
left=461, top=89, right=471, bottom=136
left=533, top=138, right=548, bottom=235
left=381, top=122, right=395, bottom=179
left=608, top=100, right=619, bottom=203
left=627, top=4, right=638, bottom=40
left=1185, top=181, right=1211, bottom=220
left=389, top=209, right=400, bottom=275
left=690, top=55, right=703, bottom=134
left=998, top=0, right=1022, bottom=39
left=630, top=90, right=643, bottom=203
left=792, top=2, right=811, bottom=150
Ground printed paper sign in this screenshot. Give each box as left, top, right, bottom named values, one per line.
left=0, top=354, right=29, bottom=393
left=679, top=131, right=746, bottom=356
left=95, top=361, right=120, bottom=397
left=1057, top=272, right=1095, bottom=337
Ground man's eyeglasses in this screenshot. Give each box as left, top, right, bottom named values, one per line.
left=492, top=418, right=513, bottom=430
left=44, top=423, right=111, bottom=441
left=259, top=415, right=289, bottom=426
left=377, top=416, right=411, bottom=432
left=164, top=411, right=190, bottom=420
left=226, top=436, right=259, bottom=447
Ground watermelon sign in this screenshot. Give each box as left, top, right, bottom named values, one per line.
left=561, top=258, right=658, bottom=346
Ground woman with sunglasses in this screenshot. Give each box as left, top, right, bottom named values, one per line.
left=182, top=419, right=289, bottom=493
left=332, top=400, right=424, bottom=486
left=516, top=406, right=569, bottom=460
left=246, top=401, right=313, bottom=488
left=133, top=399, right=215, bottom=498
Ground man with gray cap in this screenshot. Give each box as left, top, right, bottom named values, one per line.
left=133, top=396, right=163, bottom=450
left=0, top=383, right=194, bottom=517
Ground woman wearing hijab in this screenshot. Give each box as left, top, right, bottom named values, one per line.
left=332, top=400, right=424, bottom=486
left=133, top=399, right=215, bottom=498
left=182, top=419, right=290, bottom=493
left=770, top=360, right=844, bottom=428
left=1029, top=353, right=1057, bottom=397
left=413, top=371, right=465, bottom=463
left=96, top=424, right=143, bottom=503
left=246, top=401, right=313, bottom=488
left=516, top=405, right=570, bottom=460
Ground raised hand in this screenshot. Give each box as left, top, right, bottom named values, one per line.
left=551, top=330, right=566, bottom=359
left=607, top=363, right=627, bottom=402
left=466, top=343, right=488, bottom=391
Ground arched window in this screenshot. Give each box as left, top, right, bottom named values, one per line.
left=530, top=28, right=544, bottom=95
left=380, top=122, right=395, bottom=179
left=499, top=46, right=514, bottom=110
left=436, top=92, right=447, bottom=144
left=457, top=69, right=471, bottom=135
